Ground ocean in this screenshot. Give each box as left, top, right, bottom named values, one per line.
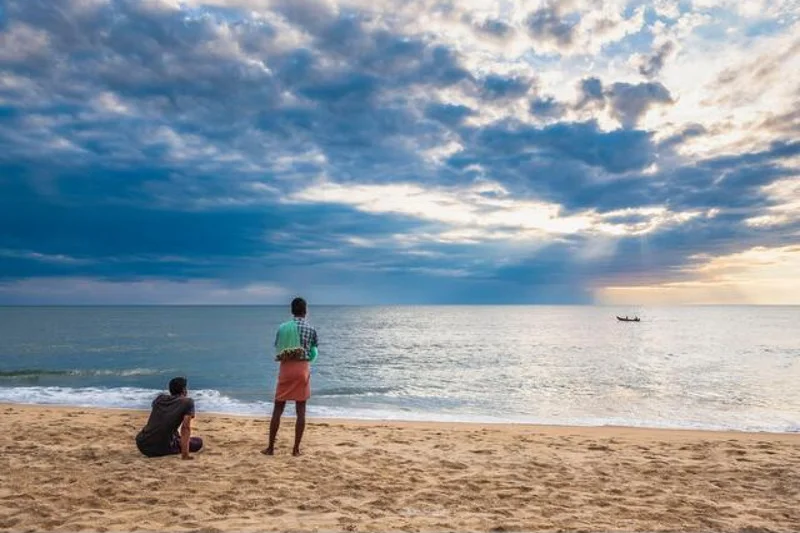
left=0, top=305, right=798, bottom=432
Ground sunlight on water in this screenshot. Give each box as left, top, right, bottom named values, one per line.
left=0, top=306, right=798, bottom=432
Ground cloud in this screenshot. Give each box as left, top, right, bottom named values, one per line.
left=598, top=245, right=800, bottom=305
left=524, top=1, right=645, bottom=56
left=575, top=77, right=674, bottom=127
left=0, top=248, right=92, bottom=265
left=424, top=102, right=475, bottom=125
left=288, top=179, right=704, bottom=242
left=529, top=96, right=566, bottom=119
left=0, top=0, right=797, bottom=304
left=744, top=177, right=800, bottom=228
left=0, top=23, right=51, bottom=63
left=574, top=77, right=603, bottom=111
left=652, top=0, right=682, bottom=19
left=474, top=18, right=514, bottom=39
left=659, top=123, right=707, bottom=150
left=525, top=4, right=578, bottom=51
left=638, top=41, right=675, bottom=78
left=463, top=119, right=658, bottom=176
left=0, top=277, right=290, bottom=305
left=606, top=81, right=674, bottom=128
left=714, top=39, right=800, bottom=95
left=480, top=74, right=531, bottom=100
left=651, top=16, right=800, bottom=155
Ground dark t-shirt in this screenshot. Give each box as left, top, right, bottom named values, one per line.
left=136, top=394, right=195, bottom=456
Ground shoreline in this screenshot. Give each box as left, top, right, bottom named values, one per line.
left=2, top=401, right=799, bottom=437
left=2, top=403, right=799, bottom=532
left=0, top=402, right=800, bottom=439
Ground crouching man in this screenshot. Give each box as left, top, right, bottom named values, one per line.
left=136, top=376, right=203, bottom=459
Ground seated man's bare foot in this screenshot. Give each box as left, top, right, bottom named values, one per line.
left=261, top=447, right=274, bottom=456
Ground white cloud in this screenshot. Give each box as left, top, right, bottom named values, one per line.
left=648, top=18, right=800, bottom=156
left=288, top=180, right=703, bottom=242
left=0, top=23, right=51, bottom=62
left=652, top=0, right=682, bottom=19
left=576, top=4, right=646, bottom=55
left=0, top=249, right=91, bottom=265
left=745, top=177, right=800, bottom=228
left=92, top=92, right=132, bottom=115
left=692, top=0, right=800, bottom=19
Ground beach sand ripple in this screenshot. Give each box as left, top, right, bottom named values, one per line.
left=1, top=405, right=799, bottom=532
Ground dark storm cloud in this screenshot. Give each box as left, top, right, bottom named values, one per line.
left=0, top=0, right=797, bottom=303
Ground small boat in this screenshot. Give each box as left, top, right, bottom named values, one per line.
left=616, top=316, right=640, bottom=322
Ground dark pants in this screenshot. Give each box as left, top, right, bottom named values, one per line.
left=137, top=436, right=203, bottom=457
left=169, top=436, right=203, bottom=455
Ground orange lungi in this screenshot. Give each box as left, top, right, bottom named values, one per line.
left=275, top=360, right=311, bottom=402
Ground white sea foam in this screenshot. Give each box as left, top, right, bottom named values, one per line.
left=0, top=386, right=797, bottom=433
left=0, top=386, right=266, bottom=414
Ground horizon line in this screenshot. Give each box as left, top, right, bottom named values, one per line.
left=1, top=303, right=798, bottom=308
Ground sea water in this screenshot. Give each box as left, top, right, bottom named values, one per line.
left=0, top=305, right=798, bottom=432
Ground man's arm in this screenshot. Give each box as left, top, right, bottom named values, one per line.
left=180, top=414, right=194, bottom=460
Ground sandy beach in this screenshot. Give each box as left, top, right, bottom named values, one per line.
left=1, top=404, right=798, bottom=532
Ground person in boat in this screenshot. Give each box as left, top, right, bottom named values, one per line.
left=263, top=297, right=319, bottom=457
left=136, top=376, right=203, bottom=459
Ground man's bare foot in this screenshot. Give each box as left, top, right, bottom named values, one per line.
left=261, top=447, right=274, bottom=456
left=292, top=448, right=301, bottom=456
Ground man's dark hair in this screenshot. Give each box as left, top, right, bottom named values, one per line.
left=169, top=377, right=187, bottom=396
left=291, top=297, right=307, bottom=317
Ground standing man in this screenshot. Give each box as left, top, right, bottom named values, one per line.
left=136, top=376, right=203, bottom=459
left=263, top=297, right=318, bottom=456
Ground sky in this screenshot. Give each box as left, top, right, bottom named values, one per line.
left=0, top=0, right=798, bottom=305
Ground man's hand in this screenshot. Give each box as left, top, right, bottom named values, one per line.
left=181, top=453, right=194, bottom=460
